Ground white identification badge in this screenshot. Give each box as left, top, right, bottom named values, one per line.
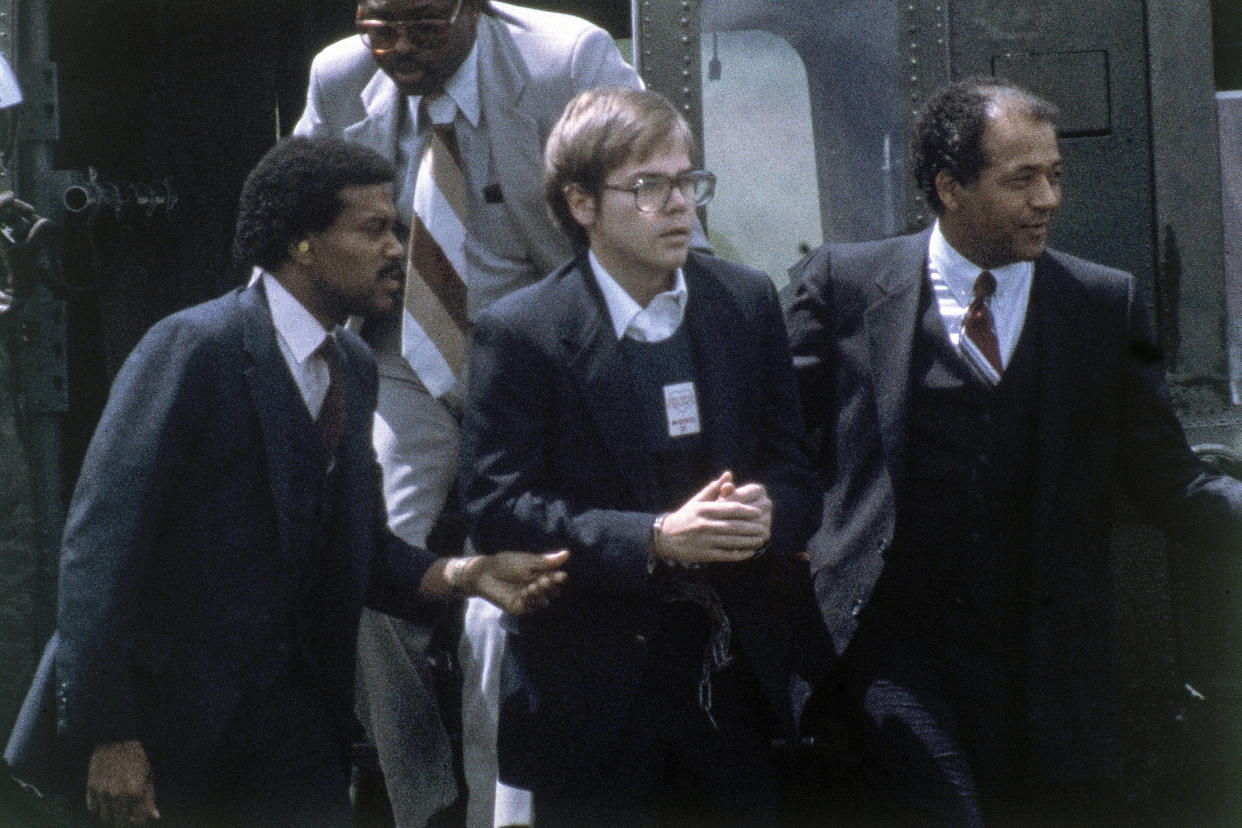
left=663, top=381, right=701, bottom=437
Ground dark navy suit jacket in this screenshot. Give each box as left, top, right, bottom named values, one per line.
left=458, top=251, right=821, bottom=790
left=51, top=281, right=435, bottom=772
left=786, top=230, right=1242, bottom=781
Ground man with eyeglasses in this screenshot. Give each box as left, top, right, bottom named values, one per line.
left=457, top=86, right=821, bottom=826
left=293, top=3, right=641, bottom=825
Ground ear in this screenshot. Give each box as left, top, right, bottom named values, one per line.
left=564, top=184, right=596, bottom=231
left=934, top=169, right=963, bottom=212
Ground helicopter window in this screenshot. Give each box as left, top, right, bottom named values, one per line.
left=696, top=1, right=903, bottom=287
left=700, top=29, right=819, bottom=289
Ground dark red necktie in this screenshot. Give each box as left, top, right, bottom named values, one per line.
left=962, top=270, right=1003, bottom=375
left=315, top=335, right=345, bottom=460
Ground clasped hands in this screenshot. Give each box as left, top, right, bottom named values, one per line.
left=651, top=470, right=771, bottom=567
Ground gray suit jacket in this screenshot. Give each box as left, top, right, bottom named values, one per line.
left=786, top=230, right=1242, bottom=780
left=293, top=2, right=642, bottom=310
left=292, top=12, right=643, bottom=820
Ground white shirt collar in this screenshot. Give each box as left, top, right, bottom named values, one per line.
left=410, top=36, right=481, bottom=129
left=587, top=250, right=688, bottom=343
left=260, top=269, right=333, bottom=363
left=928, top=220, right=1032, bottom=306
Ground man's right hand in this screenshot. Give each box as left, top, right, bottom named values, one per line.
left=462, top=550, right=571, bottom=614
left=653, top=471, right=771, bottom=566
left=86, top=739, right=160, bottom=825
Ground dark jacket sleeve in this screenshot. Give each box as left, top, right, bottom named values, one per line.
left=785, top=244, right=841, bottom=474
left=1112, top=274, right=1242, bottom=547
left=750, top=275, right=822, bottom=560
left=340, top=329, right=439, bottom=620
left=459, top=307, right=656, bottom=592
left=55, top=315, right=213, bottom=748
left=364, top=490, right=439, bottom=620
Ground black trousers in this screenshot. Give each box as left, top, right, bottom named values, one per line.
left=534, top=605, right=778, bottom=828
left=825, top=609, right=1033, bottom=828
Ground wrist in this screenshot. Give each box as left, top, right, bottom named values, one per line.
left=447, top=555, right=481, bottom=594
left=647, top=513, right=668, bottom=574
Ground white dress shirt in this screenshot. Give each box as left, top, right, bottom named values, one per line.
left=394, top=38, right=482, bottom=231
left=588, top=250, right=688, bottom=343
left=927, top=220, right=1034, bottom=368
left=260, top=269, right=336, bottom=418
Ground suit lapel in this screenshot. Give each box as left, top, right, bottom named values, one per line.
left=477, top=16, right=568, bottom=275
left=477, top=13, right=539, bottom=182
left=557, top=260, right=658, bottom=508
left=241, top=282, right=319, bottom=570
left=1028, top=254, right=1086, bottom=530
left=863, top=231, right=930, bottom=488
left=333, top=335, right=373, bottom=590
left=344, top=70, right=403, bottom=162
left=682, top=257, right=744, bottom=473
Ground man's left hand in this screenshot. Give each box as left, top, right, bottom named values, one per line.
left=719, top=479, right=773, bottom=540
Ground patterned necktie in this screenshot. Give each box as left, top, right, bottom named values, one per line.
left=315, top=335, right=345, bottom=461
left=962, top=270, right=1003, bottom=376
left=403, top=96, right=469, bottom=397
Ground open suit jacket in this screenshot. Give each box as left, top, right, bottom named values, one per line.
left=53, top=281, right=435, bottom=772
left=294, top=11, right=644, bottom=823
left=458, top=251, right=822, bottom=790
left=293, top=2, right=642, bottom=312
left=785, top=229, right=1242, bottom=781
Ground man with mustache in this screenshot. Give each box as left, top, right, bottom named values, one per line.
left=787, top=78, right=1242, bottom=825
left=52, top=137, right=568, bottom=826
left=294, top=2, right=642, bottom=824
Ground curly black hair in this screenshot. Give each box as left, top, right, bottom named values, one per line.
left=232, top=136, right=395, bottom=271
left=911, top=77, right=1059, bottom=214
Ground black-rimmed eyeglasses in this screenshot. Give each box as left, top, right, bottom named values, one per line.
left=356, top=0, right=464, bottom=52
left=602, top=170, right=716, bottom=213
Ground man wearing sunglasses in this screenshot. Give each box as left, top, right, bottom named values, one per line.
left=458, top=86, right=821, bottom=826
left=293, top=2, right=641, bottom=826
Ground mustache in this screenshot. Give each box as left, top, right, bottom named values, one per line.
left=384, top=56, right=438, bottom=73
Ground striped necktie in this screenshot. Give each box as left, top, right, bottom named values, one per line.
left=960, top=270, right=1003, bottom=381
left=403, top=95, right=469, bottom=398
